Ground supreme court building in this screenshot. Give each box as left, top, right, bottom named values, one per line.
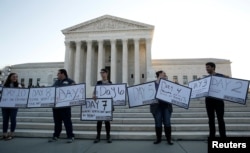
left=1, top=15, right=232, bottom=97
left=62, top=15, right=155, bottom=90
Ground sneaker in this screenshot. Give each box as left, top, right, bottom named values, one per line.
left=67, top=137, right=74, bottom=143
left=94, top=135, right=100, bottom=143
left=48, top=137, right=58, bottom=142
left=107, top=136, right=112, bottom=143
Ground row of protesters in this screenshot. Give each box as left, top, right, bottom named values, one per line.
left=1, top=62, right=227, bottom=144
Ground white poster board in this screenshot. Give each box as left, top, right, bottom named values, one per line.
left=27, top=87, right=56, bottom=108
left=55, top=84, right=86, bottom=108
left=156, top=79, right=192, bottom=109
left=209, top=76, right=249, bottom=105
left=0, top=88, right=29, bottom=108
left=95, top=84, right=127, bottom=106
left=81, top=98, right=113, bottom=121
left=127, top=81, right=158, bottom=108
left=188, top=76, right=211, bottom=98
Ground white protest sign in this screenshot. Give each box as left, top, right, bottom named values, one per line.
left=27, top=87, right=56, bottom=108
left=127, top=81, right=158, bottom=108
left=55, top=84, right=86, bottom=108
left=188, top=76, right=211, bottom=98
left=156, top=79, right=192, bottom=109
left=95, top=84, right=127, bottom=106
left=209, top=76, right=249, bottom=104
left=81, top=98, right=113, bottom=121
left=0, top=88, right=29, bottom=108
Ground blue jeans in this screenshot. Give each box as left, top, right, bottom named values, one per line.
left=153, top=105, right=172, bottom=128
left=2, top=108, right=18, bottom=133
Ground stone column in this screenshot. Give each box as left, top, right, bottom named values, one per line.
left=146, top=38, right=155, bottom=82
left=79, top=43, right=85, bottom=83
left=110, top=39, right=116, bottom=83
left=86, top=40, right=92, bottom=86
left=146, top=38, right=152, bottom=70
left=74, top=41, right=81, bottom=83
left=122, top=39, right=128, bottom=83
left=134, top=38, right=140, bottom=85
left=67, top=42, right=74, bottom=78
left=64, top=41, right=70, bottom=71
left=146, top=38, right=155, bottom=81
left=97, top=40, right=104, bottom=81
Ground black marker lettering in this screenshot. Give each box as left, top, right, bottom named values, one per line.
left=231, top=81, right=242, bottom=93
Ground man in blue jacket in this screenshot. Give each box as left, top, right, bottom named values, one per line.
left=48, top=69, right=75, bottom=143
left=205, top=62, right=227, bottom=138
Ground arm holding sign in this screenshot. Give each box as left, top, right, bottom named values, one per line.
left=92, top=81, right=103, bottom=101
left=92, top=86, right=97, bottom=101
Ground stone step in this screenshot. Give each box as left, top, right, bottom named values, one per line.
left=1, top=116, right=250, bottom=124
left=14, top=106, right=250, bottom=113
left=3, top=122, right=250, bottom=131
left=13, top=129, right=250, bottom=140
left=0, top=96, right=248, bottom=140
left=13, top=111, right=250, bottom=118
left=6, top=99, right=249, bottom=112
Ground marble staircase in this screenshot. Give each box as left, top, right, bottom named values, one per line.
left=0, top=96, right=249, bottom=140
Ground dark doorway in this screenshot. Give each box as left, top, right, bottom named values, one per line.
left=105, top=66, right=111, bottom=81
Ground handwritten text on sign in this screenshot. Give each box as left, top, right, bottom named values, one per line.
left=156, top=79, right=192, bottom=109
left=0, top=88, right=29, bottom=108
left=81, top=98, right=112, bottom=121
left=188, top=77, right=211, bottom=98
left=209, top=76, right=249, bottom=104
left=27, top=87, right=55, bottom=108
left=55, top=84, right=86, bottom=107
left=95, top=84, right=127, bottom=106
left=127, top=81, right=157, bottom=108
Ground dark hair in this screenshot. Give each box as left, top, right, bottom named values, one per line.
left=58, top=69, right=68, bottom=78
left=206, top=62, right=216, bottom=69
left=156, top=70, right=163, bottom=78
left=100, top=68, right=109, bottom=74
left=4, top=73, right=19, bottom=87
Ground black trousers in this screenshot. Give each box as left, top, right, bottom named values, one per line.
left=205, top=98, right=226, bottom=138
left=96, top=121, right=110, bottom=136
left=52, top=107, right=74, bottom=138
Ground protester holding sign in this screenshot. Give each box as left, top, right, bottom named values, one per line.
left=205, top=62, right=227, bottom=138
left=150, top=70, right=174, bottom=145
left=1, top=73, right=20, bottom=140
left=93, top=68, right=113, bottom=143
left=48, top=69, right=75, bottom=143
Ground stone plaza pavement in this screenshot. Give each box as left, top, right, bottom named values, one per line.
left=0, top=137, right=207, bottom=153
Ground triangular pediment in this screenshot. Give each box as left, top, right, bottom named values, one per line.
left=62, top=15, right=154, bottom=33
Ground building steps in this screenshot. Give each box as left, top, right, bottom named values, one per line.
left=0, top=95, right=249, bottom=140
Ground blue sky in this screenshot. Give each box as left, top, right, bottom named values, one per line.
left=0, top=0, right=250, bottom=80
